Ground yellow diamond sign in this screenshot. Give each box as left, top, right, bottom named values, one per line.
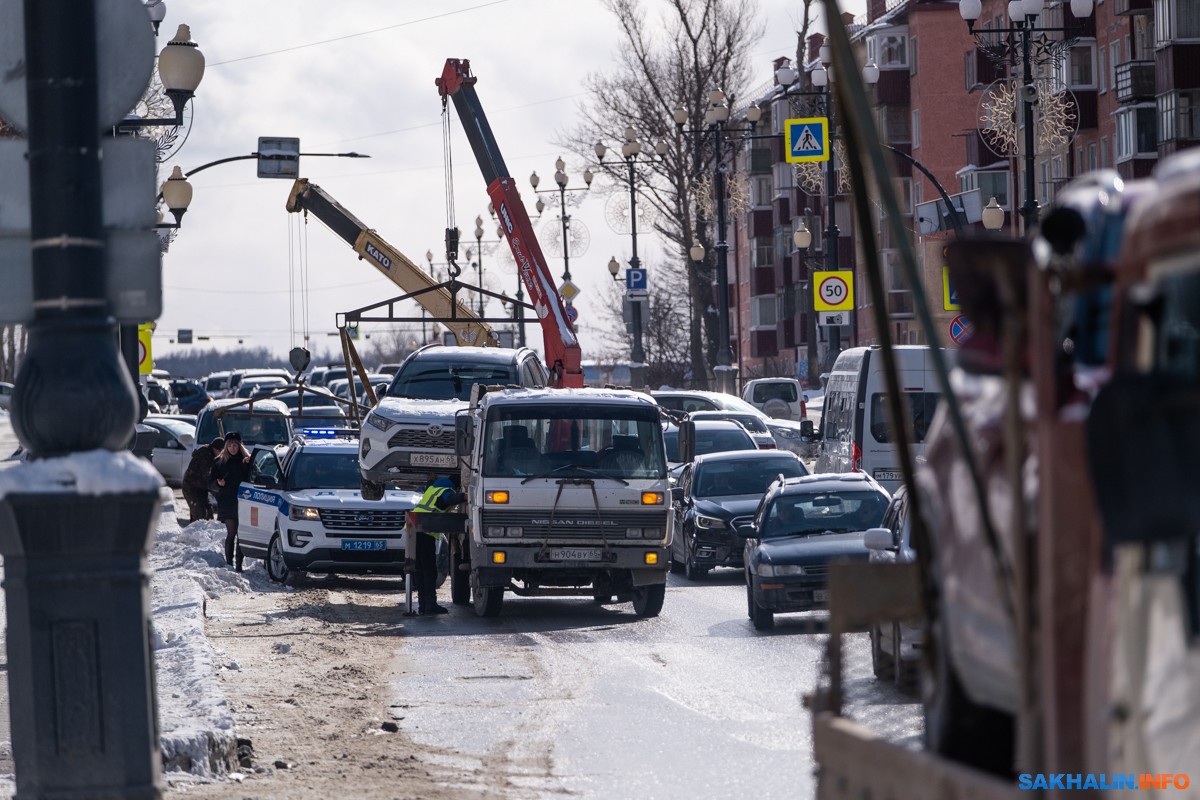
left=559, top=280, right=580, bottom=301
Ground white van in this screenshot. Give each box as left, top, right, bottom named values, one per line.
left=813, top=346, right=943, bottom=493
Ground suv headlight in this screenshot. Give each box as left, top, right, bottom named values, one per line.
left=289, top=505, right=321, bottom=521
left=695, top=514, right=727, bottom=530
left=759, top=564, right=806, bottom=577
left=366, top=414, right=397, bottom=433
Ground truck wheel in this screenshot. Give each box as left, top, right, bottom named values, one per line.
left=473, top=585, right=503, bottom=618
left=449, top=540, right=470, bottom=605
left=748, top=583, right=774, bottom=631
left=924, top=617, right=1014, bottom=774
left=870, top=623, right=895, bottom=681
left=631, top=583, right=665, bottom=617
left=266, top=533, right=290, bottom=584
left=360, top=478, right=384, bottom=501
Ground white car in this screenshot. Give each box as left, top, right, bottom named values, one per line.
left=235, top=432, right=421, bottom=583
left=131, top=416, right=197, bottom=486
left=863, top=484, right=922, bottom=688
left=650, top=390, right=816, bottom=457
left=741, top=377, right=808, bottom=421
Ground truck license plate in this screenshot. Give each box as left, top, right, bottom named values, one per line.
left=548, top=548, right=601, bottom=561
left=341, top=540, right=387, bottom=552
left=812, top=589, right=829, bottom=602
left=873, top=470, right=903, bottom=482
left=411, top=452, right=456, bottom=467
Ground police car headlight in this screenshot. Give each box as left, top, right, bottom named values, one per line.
left=366, top=414, right=396, bottom=433
left=289, top=505, right=321, bottom=521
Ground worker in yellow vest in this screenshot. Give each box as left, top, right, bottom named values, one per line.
left=410, top=473, right=462, bottom=615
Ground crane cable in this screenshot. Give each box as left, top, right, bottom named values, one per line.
left=286, top=209, right=313, bottom=350
left=440, top=98, right=461, bottom=279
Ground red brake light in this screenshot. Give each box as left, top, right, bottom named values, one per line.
left=759, top=442, right=776, bottom=449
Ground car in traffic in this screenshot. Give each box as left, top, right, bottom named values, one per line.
left=742, top=472, right=891, bottom=630
left=664, top=418, right=757, bottom=476
left=130, top=415, right=197, bottom=486
left=741, top=377, right=808, bottom=421
left=652, top=389, right=816, bottom=457
left=863, top=483, right=922, bottom=687
left=171, top=379, right=212, bottom=415
left=687, top=410, right=777, bottom=449
left=234, top=431, right=421, bottom=583
left=193, top=398, right=294, bottom=455
left=671, top=450, right=809, bottom=579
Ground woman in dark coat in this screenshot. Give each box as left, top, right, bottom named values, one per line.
left=210, top=432, right=253, bottom=571
left=181, top=437, right=224, bottom=522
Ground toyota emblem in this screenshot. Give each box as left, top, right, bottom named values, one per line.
left=427, top=424, right=444, bottom=438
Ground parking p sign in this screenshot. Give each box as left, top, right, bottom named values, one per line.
left=813, top=271, right=854, bottom=312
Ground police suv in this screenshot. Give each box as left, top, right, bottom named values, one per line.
left=236, top=430, right=421, bottom=583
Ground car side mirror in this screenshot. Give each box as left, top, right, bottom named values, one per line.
left=738, top=521, right=760, bottom=539
left=670, top=486, right=684, bottom=504
left=800, top=419, right=814, bottom=437
left=455, top=415, right=474, bottom=458
left=863, top=527, right=896, bottom=551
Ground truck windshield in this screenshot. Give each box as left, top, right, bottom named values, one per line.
left=483, top=404, right=667, bottom=480
left=387, top=360, right=517, bottom=401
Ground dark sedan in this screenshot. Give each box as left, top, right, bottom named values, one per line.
left=742, top=472, right=891, bottom=630
left=670, top=451, right=809, bottom=580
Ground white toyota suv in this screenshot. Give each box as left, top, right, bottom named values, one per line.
left=359, top=345, right=548, bottom=498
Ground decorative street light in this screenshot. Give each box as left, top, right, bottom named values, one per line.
left=117, top=23, right=206, bottom=129
left=674, top=92, right=762, bottom=394
left=982, top=196, right=1007, bottom=231
left=596, top=128, right=667, bottom=390
left=531, top=157, right=593, bottom=299
left=959, top=0, right=1095, bottom=231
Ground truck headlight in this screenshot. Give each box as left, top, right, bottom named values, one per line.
left=289, top=505, right=321, bottom=521
left=366, top=414, right=397, bottom=433
left=695, top=514, right=726, bottom=530
left=759, top=564, right=806, bottom=577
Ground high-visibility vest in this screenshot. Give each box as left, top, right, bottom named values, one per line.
left=412, top=484, right=454, bottom=538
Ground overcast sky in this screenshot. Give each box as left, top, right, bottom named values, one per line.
left=149, top=0, right=863, bottom=370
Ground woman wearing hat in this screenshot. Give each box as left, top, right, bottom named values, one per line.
left=210, top=432, right=253, bottom=571
left=181, top=436, right=224, bottom=523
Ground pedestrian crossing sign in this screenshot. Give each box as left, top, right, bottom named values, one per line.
left=785, top=117, right=829, bottom=163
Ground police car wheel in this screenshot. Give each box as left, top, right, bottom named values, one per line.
left=266, top=533, right=290, bottom=584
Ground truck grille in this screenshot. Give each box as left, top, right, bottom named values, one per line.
left=387, top=428, right=451, bottom=450
left=318, top=508, right=408, bottom=532
left=481, top=510, right=667, bottom=540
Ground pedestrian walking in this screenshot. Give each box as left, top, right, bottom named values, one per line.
left=211, top=431, right=252, bottom=571
left=410, top=473, right=462, bottom=615
left=182, top=437, right=223, bottom=523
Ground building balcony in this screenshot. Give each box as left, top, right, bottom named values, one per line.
left=872, top=69, right=910, bottom=107
left=1115, top=61, right=1157, bottom=104
left=1113, top=0, right=1152, bottom=15
left=1073, top=90, right=1098, bottom=130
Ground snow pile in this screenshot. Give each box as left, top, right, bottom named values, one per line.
left=0, top=449, right=162, bottom=498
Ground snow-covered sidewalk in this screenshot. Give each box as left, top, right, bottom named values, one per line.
left=0, top=409, right=249, bottom=794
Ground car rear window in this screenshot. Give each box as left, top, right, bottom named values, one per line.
left=388, top=360, right=517, bottom=401
left=694, top=457, right=807, bottom=497
left=762, top=489, right=890, bottom=538
left=752, top=383, right=798, bottom=403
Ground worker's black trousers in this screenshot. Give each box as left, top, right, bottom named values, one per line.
left=415, top=532, right=438, bottom=610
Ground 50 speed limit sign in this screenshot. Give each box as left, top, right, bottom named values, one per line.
left=813, top=271, right=854, bottom=312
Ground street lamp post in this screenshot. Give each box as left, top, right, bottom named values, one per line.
left=531, top=157, right=593, bottom=291
left=792, top=218, right=823, bottom=387
left=959, top=0, right=1095, bottom=231
left=674, top=93, right=761, bottom=394
left=596, top=129, right=666, bottom=390
left=484, top=206, right=526, bottom=347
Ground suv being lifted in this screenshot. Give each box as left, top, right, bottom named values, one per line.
left=359, top=345, right=548, bottom=497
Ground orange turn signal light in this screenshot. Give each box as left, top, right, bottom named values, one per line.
left=487, top=490, right=510, bottom=504
left=644, top=552, right=659, bottom=565
left=491, top=551, right=507, bottom=564
left=641, top=492, right=663, bottom=505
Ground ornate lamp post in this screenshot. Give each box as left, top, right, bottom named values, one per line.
left=531, top=157, right=593, bottom=301
left=959, top=0, right=1095, bottom=231
left=596, top=128, right=666, bottom=390
left=674, top=93, right=761, bottom=394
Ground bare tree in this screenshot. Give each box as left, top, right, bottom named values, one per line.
left=558, top=0, right=764, bottom=388
left=354, top=325, right=426, bottom=370
left=594, top=267, right=695, bottom=388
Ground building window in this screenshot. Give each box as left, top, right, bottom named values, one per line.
left=1159, top=89, right=1200, bottom=142
left=751, top=295, right=777, bottom=329
left=1088, top=143, right=1098, bottom=170
left=1098, top=46, right=1106, bottom=93
left=775, top=226, right=794, bottom=262
left=749, top=147, right=772, bottom=174
left=1055, top=43, right=1096, bottom=90
left=909, top=36, right=918, bottom=75
left=773, top=161, right=794, bottom=193
left=880, top=250, right=914, bottom=318
left=750, top=175, right=772, bottom=207
left=1109, top=41, right=1121, bottom=90
left=895, top=177, right=913, bottom=216
left=1156, top=0, right=1200, bottom=42
left=912, top=109, right=920, bottom=148
left=1115, top=105, right=1158, bottom=160
left=753, top=238, right=774, bottom=268
left=879, top=105, right=911, bottom=143
left=1039, top=161, right=1051, bottom=206
left=870, top=27, right=909, bottom=69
